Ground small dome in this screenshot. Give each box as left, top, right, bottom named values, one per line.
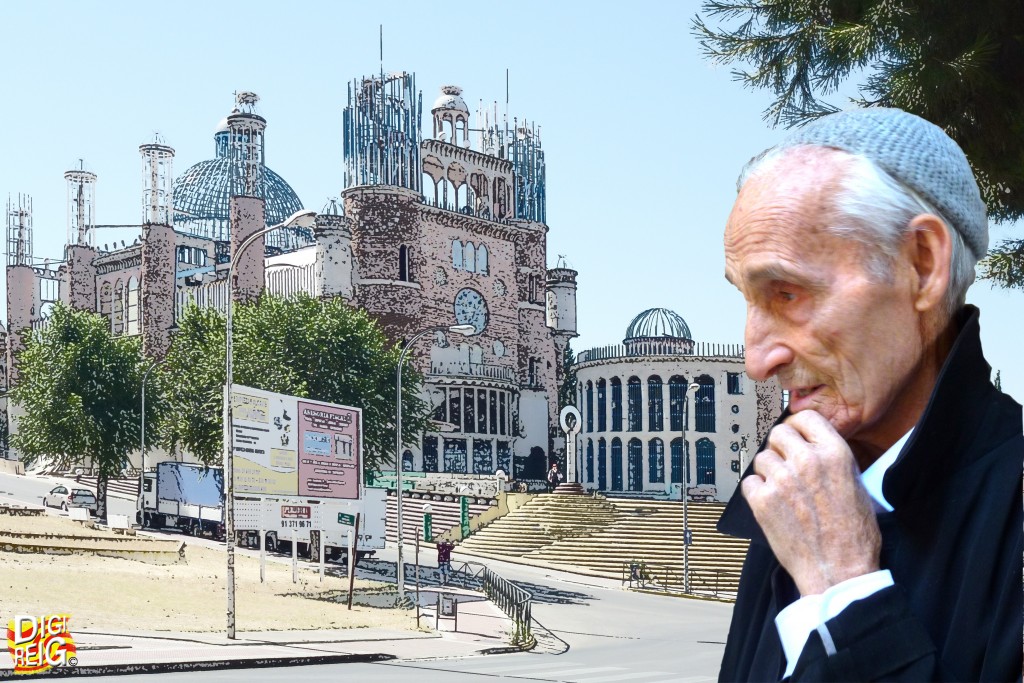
left=215, top=117, right=229, bottom=133
left=625, top=308, right=692, bottom=341
left=432, top=85, right=469, bottom=114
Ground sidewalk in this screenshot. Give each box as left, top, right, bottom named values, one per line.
left=0, top=585, right=518, bottom=679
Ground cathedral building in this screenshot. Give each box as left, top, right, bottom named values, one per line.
left=3, top=70, right=577, bottom=480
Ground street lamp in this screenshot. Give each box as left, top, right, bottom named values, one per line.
left=681, top=381, right=700, bottom=594
left=395, top=323, right=475, bottom=603
left=222, top=208, right=316, bottom=639
left=139, top=358, right=165, bottom=501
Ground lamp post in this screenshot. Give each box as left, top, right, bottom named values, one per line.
left=395, top=323, right=475, bottom=603
left=222, top=208, right=316, bottom=639
left=682, top=381, right=700, bottom=594
left=139, top=358, right=165, bottom=501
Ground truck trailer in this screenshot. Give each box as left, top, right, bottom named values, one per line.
left=137, top=462, right=225, bottom=538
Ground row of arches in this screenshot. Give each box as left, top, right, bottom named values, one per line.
left=452, top=240, right=489, bottom=274
left=422, top=154, right=513, bottom=220
left=581, top=374, right=716, bottom=434
left=98, top=277, right=140, bottom=336
left=584, top=437, right=716, bottom=492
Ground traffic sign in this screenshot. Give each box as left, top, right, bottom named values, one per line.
left=684, top=529, right=693, bottom=546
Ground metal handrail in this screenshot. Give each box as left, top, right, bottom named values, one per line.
left=436, top=560, right=532, bottom=647
left=621, top=560, right=739, bottom=601
left=482, top=566, right=533, bottom=646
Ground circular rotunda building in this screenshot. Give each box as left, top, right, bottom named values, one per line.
left=573, top=308, right=779, bottom=502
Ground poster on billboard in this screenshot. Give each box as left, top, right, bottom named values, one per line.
left=231, top=385, right=362, bottom=499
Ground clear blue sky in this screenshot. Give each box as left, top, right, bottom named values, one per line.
left=1, top=1, right=1020, bottom=399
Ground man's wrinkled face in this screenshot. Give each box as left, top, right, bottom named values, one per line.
left=724, top=150, right=924, bottom=446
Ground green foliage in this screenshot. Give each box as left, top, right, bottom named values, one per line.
left=161, top=294, right=429, bottom=473
left=559, top=343, right=577, bottom=411
left=159, top=304, right=226, bottom=465
left=693, top=0, right=1024, bottom=287
left=979, top=239, right=1024, bottom=290
left=10, top=303, right=155, bottom=520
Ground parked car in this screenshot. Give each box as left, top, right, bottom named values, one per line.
left=43, top=485, right=98, bottom=515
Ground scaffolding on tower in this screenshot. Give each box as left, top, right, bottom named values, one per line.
left=65, top=162, right=97, bottom=247
left=343, top=70, right=422, bottom=190
left=6, top=193, right=33, bottom=267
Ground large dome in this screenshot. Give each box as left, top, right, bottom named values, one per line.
left=625, top=308, right=692, bottom=341
left=172, top=116, right=305, bottom=246
left=172, top=158, right=304, bottom=241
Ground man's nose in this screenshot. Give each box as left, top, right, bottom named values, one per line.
left=744, top=308, right=793, bottom=381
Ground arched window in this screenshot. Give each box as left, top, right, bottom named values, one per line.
left=452, top=240, right=463, bottom=270
left=606, top=438, right=622, bottom=491
left=696, top=438, right=716, bottom=485
left=695, top=375, right=716, bottom=432
left=113, top=279, right=124, bottom=335
left=464, top=241, right=476, bottom=273
left=126, top=277, right=141, bottom=335
left=421, top=173, right=437, bottom=205
left=610, top=378, right=623, bottom=432
left=402, top=449, right=414, bottom=472
left=477, top=244, right=489, bottom=275
left=627, top=377, right=642, bottom=431
left=99, top=282, right=113, bottom=330
left=598, top=438, right=608, bottom=490
left=648, top=375, right=664, bottom=432
left=585, top=381, right=594, bottom=432
left=586, top=439, right=594, bottom=483
left=648, top=438, right=665, bottom=484
left=596, top=379, right=607, bottom=432
left=669, top=375, right=688, bottom=431
left=398, top=245, right=411, bottom=282
left=670, top=438, right=689, bottom=484
left=627, top=438, right=643, bottom=491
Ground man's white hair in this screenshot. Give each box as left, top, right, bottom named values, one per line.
left=739, top=146, right=977, bottom=317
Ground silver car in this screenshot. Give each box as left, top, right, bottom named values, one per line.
left=43, top=485, right=98, bottom=515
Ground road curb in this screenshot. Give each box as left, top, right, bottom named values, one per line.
left=0, top=652, right=396, bottom=679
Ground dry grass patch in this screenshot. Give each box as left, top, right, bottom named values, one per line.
left=0, top=514, right=414, bottom=633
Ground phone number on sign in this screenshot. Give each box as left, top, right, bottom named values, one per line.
left=280, top=520, right=311, bottom=529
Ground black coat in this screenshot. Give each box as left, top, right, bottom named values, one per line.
left=718, top=307, right=1023, bottom=682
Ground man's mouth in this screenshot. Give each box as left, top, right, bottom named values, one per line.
left=788, top=385, right=825, bottom=409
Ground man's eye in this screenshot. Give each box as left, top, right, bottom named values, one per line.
left=778, top=290, right=796, bottom=302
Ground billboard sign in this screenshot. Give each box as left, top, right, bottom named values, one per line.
left=231, top=385, right=362, bottom=499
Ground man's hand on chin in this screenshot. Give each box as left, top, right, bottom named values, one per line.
left=742, top=410, right=882, bottom=596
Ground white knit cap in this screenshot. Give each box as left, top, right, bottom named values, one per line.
left=778, top=108, right=989, bottom=257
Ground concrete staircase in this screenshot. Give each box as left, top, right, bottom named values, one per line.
left=457, top=492, right=749, bottom=598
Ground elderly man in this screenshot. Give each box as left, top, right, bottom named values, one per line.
left=717, top=108, right=1023, bottom=682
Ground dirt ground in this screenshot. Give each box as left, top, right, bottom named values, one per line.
left=0, top=513, right=416, bottom=633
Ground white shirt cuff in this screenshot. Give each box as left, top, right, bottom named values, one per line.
left=775, top=570, right=894, bottom=678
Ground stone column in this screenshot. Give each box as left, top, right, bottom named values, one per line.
left=230, top=196, right=266, bottom=304
left=6, top=265, right=36, bottom=386
left=313, top=214, right=353, bottom=300
left=64, top=244, right=97, bottom=312
left=141, top=223, right=176, bottom=359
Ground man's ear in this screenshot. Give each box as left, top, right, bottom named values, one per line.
left=907, top=214, right=953, bottom=313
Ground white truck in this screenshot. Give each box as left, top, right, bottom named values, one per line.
left=234, top=488, right=387, bottom=566
left=137, top=462, right=225, bottom=538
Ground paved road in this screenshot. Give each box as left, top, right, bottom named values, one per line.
left=1, top=471, right=733, bottom=682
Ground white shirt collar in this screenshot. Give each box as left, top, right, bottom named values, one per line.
left=860, top=429, right=913, bottom=513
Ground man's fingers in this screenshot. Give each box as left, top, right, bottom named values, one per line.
left=784, top=409, right=843, bottom=445
left=751, top=448, right=784, bottom=480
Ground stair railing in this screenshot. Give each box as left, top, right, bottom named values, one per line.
left=482, top=566, right=533, bottom=647
left=621, top=560, right=740, bottom=601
